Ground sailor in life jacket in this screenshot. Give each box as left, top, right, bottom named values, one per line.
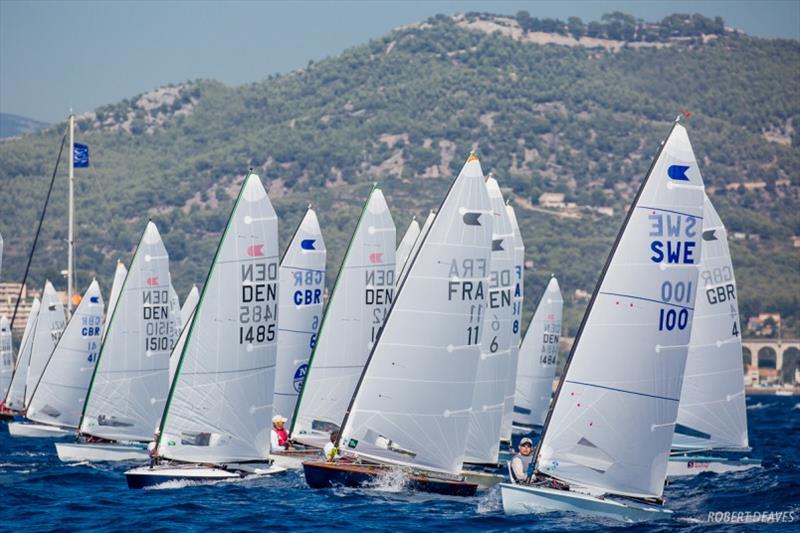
left=510, top=437, right=535, bottom=483
left=271, top=414, right=294, bottom=451
left=324, top=431, right=340, bottom=463
left=148, top=428, right=160, bottom=466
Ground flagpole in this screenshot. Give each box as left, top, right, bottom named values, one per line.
left=67, top=113, right=74, bottom=316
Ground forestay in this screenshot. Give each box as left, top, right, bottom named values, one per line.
left=535, top=123, right=705, bottom=499
left=500, top=203, right=525, bottom=441
left=27, top=281, right=104, bottom=429
left=274, top=207, right=326, bottom=423
left=103, top=261, right=127, bottom=342
left=339, top=155, right=492, bottom=475
left=80, top=222, right=172, bottom=442
left=0, top=317, right=13, bottom=401
left=3, top=298, right=39, bottom=410
left=465, top=177, right=515, bottom=464
left=513, top=277, right=562, bottom=429
left=25, top=281, right=66, bottom=407
left=291, top=188, right=395, bottom=446
left=395, top=218, right=420, bottom=279
left=673, top=194, right=748, bottom=451
left=158, top=173, right=279, bottom=463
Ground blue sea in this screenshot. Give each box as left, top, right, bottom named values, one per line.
left=1, top=395, right=798, bottom=532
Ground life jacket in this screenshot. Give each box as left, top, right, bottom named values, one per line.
left=274, top=427, right=289, bottom=446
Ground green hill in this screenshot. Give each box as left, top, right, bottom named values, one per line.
left=0, top=12, right=798, bottom=336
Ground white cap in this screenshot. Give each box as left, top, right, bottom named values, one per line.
left=272, top=415, right=287, bottom=424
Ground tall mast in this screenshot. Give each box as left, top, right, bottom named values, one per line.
left=67, top=113, right=75, bottom=315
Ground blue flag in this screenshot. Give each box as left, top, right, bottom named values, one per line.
left=73, top=143, right=89, bottom=168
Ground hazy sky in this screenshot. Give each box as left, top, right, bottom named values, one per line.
left=2, top=0, right=798, bottom=123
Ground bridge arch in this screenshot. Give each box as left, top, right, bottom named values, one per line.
left=757, top=347, right=777, bottom=369
left=782, top=347, right=800, bottom=384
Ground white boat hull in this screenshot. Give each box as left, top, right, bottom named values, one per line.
left=461, top=469, right=505, bottom=490
left=8, top=422, right=72, bottom=438
left=500, top=483, right=673, bottom=522
left=125, top=463, right=287, bottom=488
left=666, top=456, right=762, bottom=478
left=55, top=442, right=148, bottom=462
left=269, top=449, right=322, bottom=470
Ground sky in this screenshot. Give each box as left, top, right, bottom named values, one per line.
left=1, top=0, right=798, bottom=123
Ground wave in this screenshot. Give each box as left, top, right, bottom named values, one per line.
left=747, top=402, right=770, bottom=410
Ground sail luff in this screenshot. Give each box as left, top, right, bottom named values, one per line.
left=3, top=298, right=40, bottom=409
left=395, top=218, right=420, bottom=279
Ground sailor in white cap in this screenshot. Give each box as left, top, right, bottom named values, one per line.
left=511, top=437, right=535, bottom=483
left=271, top=414, right=293, bottom=451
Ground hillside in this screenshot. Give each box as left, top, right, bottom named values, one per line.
left=0, top=113, right=49, bottom=138
left=0, top=12, right=798, bottom=336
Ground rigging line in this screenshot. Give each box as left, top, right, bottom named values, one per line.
left=10, top=127, right=68, bottom=331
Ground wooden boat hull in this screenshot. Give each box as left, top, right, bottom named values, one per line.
left=125, top=463, right=286, bottom=489
left=7, top=421, right=72, bottom=438
left=303, top=461, right=478, bottom=497
left=666, top=454, right=762, bottom=478
left=55, top=441, right=148, bottom=462
left=500, top=483, right=673, bottom=522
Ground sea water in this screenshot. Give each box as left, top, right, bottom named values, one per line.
left=1, top=395, right=798, bottom=531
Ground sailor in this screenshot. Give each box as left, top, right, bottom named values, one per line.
left=510, top=437, right=535, bottom=483
left=323, top=431, right=339, bottom=463
left=271, top=415, right=294, bottom=451
left=148, top=429, right=160, bottom=466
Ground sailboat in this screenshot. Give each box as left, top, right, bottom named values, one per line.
left=125, top=172, right=286, bottom=488
left=56, top=222, right=174, bottom=462
left=303, top=154, right=492, bottom=496
left=461, top=175, right=516, bottom=487
left=667, top=194, right=761, bottom=477
left=169, top=286, right=200, bottom=386
left=0, top=316, right=13, bottom=402
left=7, top=281, right=66, bottom=436
left=270, top=207, right=327, bottom=469
left=397, top=211, right=434, bottom=286
left=395, top=217, right=420, bottom=278
left=1, top=298, right=40, bottom=419
left=103, top=261, right=127, bottom=342
left=501, top=120, right=705, bottom=521
left=10, top=281, right=103, bottom=437
left=290, top=187, right=395, bottom=449
left=180, top=285, right=199, bottom=326
left=499, top=202, right=525, bottom=444
left=511, top=277, right=563, bottom=435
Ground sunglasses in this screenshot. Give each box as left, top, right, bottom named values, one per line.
left=520, top=443, right=532, bottom=447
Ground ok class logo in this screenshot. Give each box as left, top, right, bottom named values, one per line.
left=300, top=239, right=316, bottom=250
left=247, top=244, right=265, bottom=257
left=369, top=252, right=383, bottom=264
left=667, top=165, right=690, bottom=181
left=146, top=276, right=159, bottom=286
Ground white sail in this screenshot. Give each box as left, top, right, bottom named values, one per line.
left=0, top=316, right=12, bottom=401
left=169, top=287, right=200, bottom=386
left=3, top=298, right=39, bottom=410
left=169, top=283, right=182, bottom=343
left=274, top=207, right=326, bottom=423
left=339, top=155, right=493, bottom=475
left=464, top=177, right=516, bottom=464
left=24, top=281, right=66, bottom=407
left=158, top=173, right=279, bottom=463
left=103, top=261, right=127, bottom=342
left=500, top=203, right=525, bottom=441
left=395, top=218, right=420, bottom=279
left=27, top=281, right=104, bottom=429
left=180, top=286, right=199, bottom=327
left=291, top=188, right=395, bottom=446
left=398, top=211, right=434, bottom=286
left=535, top=123, right=705, bottom=499
left=80, top=222, right=172, bottom=442
left=0, top=232, right=3, bottom=280
left=673, top=194, right=748, bottom=451
left=513, top=277, right=562, bottom=429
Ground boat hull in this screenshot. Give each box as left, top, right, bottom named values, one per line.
left=461, top=469, right=505, bottom=490
left=8, top=422, right=72, bottom=438
left=270, top=449, right=322, bottom=470
left=666, top=455, right=762, bottom=478
left=303, top=461, right=478, bottom=497
left=500, top=483, right=673, bottom=522
left=125, top=463, right=286, bottom=489
left=55, top=442, right=148, bottom=462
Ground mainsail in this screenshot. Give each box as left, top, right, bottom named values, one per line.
left=180, top=286, right=199, bottom=327
left=169, top=287, right=200, bottom=386
left=274, top=207, right=326, bottom=423
left=24, top=281, right=66, bottom=407
left=500, top=203, right=525, bottom=441
left=80, top=222, right=172, bottom=442
left=168, top=283, right=182, bottom=346
left=398, top=211, right=434, bottom=286
left=3, top=298, right=40, bottom=410
left=291, top=187, right=395, bottom=446
left=339, top=155, right=492, bottom=475
left=513, top=277, right=562, bottom=429
left=535, top=122, right=705, bottom=499
left=158, top=173, right=279, bottom=463
left=0, top=316, right=13, bottom=400
left=673, top=194, right=748, bottom=451
left=395, top=218, right=420, bottom=278
left=27, top=281, right=104, bottom=429
left=465, top=176, right=515, bottom=464
left=103, top=261, right=127, bottom=342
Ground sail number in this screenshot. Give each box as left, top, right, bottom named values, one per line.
left=239, top=263, right=278, bottom=345
left=657, top=280, right=693, bottom=332
left=648, top=213, right=698, bottom=264
left=143, top=289, right=171, bottom=352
